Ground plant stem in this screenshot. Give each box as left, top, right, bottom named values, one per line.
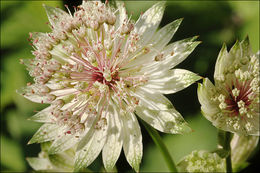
left=141, top=119, right=178, bottom=172
left=224, top=132, right=232, bottom=173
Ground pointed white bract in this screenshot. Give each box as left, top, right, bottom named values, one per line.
left=231, top=134, right=259, bottom=170
left=19, top=1, right=200, bottom=171
left=198, top=37, right=259, bottom=136
left=102, top=104, right=123, bottom=171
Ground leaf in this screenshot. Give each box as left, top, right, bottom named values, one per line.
left=6, top=110, right=22, bottom=139
left=229, top=1, right=259, bottom=52
left=123, top=1, right=157, bottom=21
left=6, top=109, right=41, bottom=139
left=0, top=135, right=26, bottom=171
left=211, top=149, right=230, bottom=158
left=0, top=50, right=28, bottom=111
left=1, top=1, right=63, bottom=49
left=141, top=114, right=218, bottom=172
left=233, top=162, right=250, bottom=172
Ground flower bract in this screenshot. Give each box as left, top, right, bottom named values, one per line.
left=231, top=134, right=259, bottom=170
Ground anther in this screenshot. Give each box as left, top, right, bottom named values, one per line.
left=154, top=53, right=164, bottom=61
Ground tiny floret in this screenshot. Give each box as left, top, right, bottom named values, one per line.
left=177, top=150, right=226, bottom=172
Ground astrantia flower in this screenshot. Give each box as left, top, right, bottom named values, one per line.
left=198, top=37, right=259, bottom=135
left=177, top=150, right=226, bottom=172
left=18, top=1, right=200, bottom=171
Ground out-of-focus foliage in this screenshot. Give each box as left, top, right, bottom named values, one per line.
left=1, top=1, right=259, bottom=172
left=1, top=135, right=26, bottom=171
left=141, top=115, right=218, bottom=172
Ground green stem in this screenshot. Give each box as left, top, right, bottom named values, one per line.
left=224, top=132, right=232, bottom=173
left=141, top=119, right=178, bottom=172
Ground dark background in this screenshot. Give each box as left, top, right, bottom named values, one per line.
left=1, top=0, right=259, bottom=172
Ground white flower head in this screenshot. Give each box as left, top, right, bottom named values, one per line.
left=177, top=150, right=226, bottom=172
left=198, top=37, right=260, bottom=136
left=18, top=1, right=201, bottom=171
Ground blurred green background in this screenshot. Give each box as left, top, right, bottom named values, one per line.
left=1, top=0, right=259, bottom=172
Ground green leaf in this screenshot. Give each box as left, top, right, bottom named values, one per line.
left=229, top=1, right=259, bottom=52
left=211, top=149, right=230, bottom=158
left=6, top=109, right=41, bottom=139
left=0, top=135, right=26, bottom=171
left=0, top=50, right=28, bottom=111
left=6, top=110, right=22, bottom=139
left=141, top=114, right=218, bottom=172
left=123, top=1, right=157, bottom=21
left=233, top=162, right=250, bottom=172
left=0, top=1, right=22, bottom=12
left=1, top=1, right=63, bottom=49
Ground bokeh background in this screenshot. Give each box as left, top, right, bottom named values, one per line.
left=1, top=0, right=259, bottom=172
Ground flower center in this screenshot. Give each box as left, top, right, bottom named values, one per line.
left=224, top=81, right=252, bottom=116
left=215, top=54, right=259, bottom=122
left=91, top=68, right=119, bottom=88
left=21, top=1, right=152, bottom=135
left=215, top=78, right=257, bottom=122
